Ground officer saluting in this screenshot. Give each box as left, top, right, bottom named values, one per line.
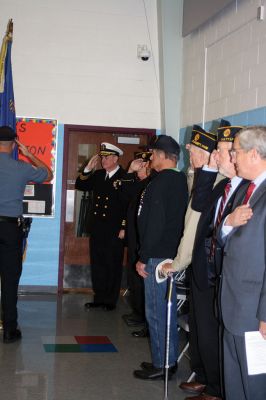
left=0, top=126, right=53, bottom=343
left=75, top=142, right=128, bottom=311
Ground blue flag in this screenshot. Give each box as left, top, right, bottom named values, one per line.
left=0, top=20, right=31, bottom=256
left=0, top=19, right=16, bottom=130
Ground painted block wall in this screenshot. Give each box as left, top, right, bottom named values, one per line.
left=0, top=0, right=159, bottom=288
left=179, top=106, right=266, bottom=172
left=20, top=124, right=64, bottom=287
left=181, top=0, right=266, bottom=127
left=0, top=0, right=160, bottom=129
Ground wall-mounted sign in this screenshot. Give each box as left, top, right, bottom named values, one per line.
left=16, top=117, right=57, bottom=217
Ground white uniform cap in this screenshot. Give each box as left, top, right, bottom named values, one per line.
left=99, top=142, right=123, bottom=156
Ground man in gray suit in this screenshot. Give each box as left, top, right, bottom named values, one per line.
left=220, top=126, right=266, bottom=400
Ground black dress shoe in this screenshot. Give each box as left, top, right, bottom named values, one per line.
left=141, top=361, right=177, bottom=373
left=131, top=327, right=149, bottom=338
left=103, top=304, right=116, bottom=311
left=122, top=313, right=145, bottom=326
left=84, top=302, right=103, bottom=309
left=133, top=365, right=176, bottom=380
left=3, top=328, right=22, bottom=344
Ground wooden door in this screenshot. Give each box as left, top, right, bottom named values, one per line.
left=59, top=125, right=155, bottom=292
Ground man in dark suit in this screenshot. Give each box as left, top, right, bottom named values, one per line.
left=75, top=143, right=127, bottom=311
left=185, top=123, right=245, bottom=400
left=219, top=126, right=266, bottom=400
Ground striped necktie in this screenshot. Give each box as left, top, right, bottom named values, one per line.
left=209, top=180, right=231, bottom=261
left=242, top=182, right=256, bottom=204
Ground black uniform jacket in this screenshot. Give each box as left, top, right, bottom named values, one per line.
left=75, top=166, right=128, bottom=237
left=191, top=169, right=248, bottom=291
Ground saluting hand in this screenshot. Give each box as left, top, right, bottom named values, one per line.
left=128, top=158, right=145, bottom=173
left=86, top=154, right=100, bottom=171
left=15, top=139, right=30, bottom=157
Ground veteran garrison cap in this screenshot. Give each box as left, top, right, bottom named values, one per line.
left=99, top=142, right=123, bottom=156
left=149, top=135, right=180, bottom=156
left=0, top=125, right=17, bottom=141
left=190, top=125, right=217, bottom=153
left=134, top=151, right=152, bottom=161
left=217, top=119, right=243, bottom=142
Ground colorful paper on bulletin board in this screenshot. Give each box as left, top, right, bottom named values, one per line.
left=16, top=118, right=57, bottom=174
left=15, top=117, right=57, bottom=217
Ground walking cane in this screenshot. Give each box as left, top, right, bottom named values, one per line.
left=164, top=273, right=174, bottom=400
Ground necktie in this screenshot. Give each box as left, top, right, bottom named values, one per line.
left=215, top=181, right=232, bottom=228
left=209, top=180, right=231, bottom=261
left=105, top=173, right=109, bottom=181
left=242, top=182, right=256, bottom=204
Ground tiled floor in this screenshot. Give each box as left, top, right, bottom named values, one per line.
left=0, top=293, right=192, bottom=400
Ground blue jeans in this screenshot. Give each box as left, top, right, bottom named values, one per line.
left=144, top=258, right=178, bottom=368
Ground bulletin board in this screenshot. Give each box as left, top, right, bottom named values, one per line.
left=16, top=117, right=57, bottom=217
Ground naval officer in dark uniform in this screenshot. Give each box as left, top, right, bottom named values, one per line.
left=75, top=143, right=128, bottom=311
left=0, top=126, right=53, bottom=343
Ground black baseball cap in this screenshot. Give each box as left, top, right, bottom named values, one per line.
left=0, top=125, right=17, bottom=141
left=149, top=135, right=180, bottom=156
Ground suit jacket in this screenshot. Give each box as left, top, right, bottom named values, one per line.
left=75, top=166, right=128, bottom=238
left=219, top=178, right=266, bottom=336
left=191, top=170, right=246, bottom=291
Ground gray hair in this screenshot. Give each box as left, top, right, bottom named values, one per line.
left=236, top=126, right=266, bottom=159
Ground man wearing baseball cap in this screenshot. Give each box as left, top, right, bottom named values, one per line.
left=75, top=142, right=128, bottom=311
left=133, top=135, right=188, bottom=380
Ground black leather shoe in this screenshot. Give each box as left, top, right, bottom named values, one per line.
left=3, top=328, right=22, bottom=344
left=103, top=304, right=116, bottom=311
left=122, top=313, right=145, bottom=327
left=84, top=302, right=103, bottom=309
left=141, top=361, right=177, bottom=373
left=131, top=327, right=149, bottom=338
left=133, top=365, right=175, bottom=380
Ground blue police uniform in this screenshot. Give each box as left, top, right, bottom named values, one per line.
left=0, top=150, right=47, bottom=337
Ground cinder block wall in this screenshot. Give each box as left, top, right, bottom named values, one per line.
left=181, top=0, right=266, bottom=127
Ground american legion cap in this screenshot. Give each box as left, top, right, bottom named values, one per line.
left=217, top=119, right=243, bottom=142
left=134, top=151, right=152, bottom=161
left=149, top=135, right=180, bottom=156
left=190, top=125, right=217, bottom=153
left=0, top=125, right=17, bottom=141
left=99, top=142, right=123, bottom=156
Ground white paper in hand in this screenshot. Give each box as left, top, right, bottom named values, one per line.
left=155, top=259, right=173, bottom=283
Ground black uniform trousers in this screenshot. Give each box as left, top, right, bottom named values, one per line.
left=0, top=221, right=23, bottom=331
left=190, top=277, right=221, bottom=397
left=90, top=232, right=124, bottom=307
left=127, top=248, right=145, bottom=319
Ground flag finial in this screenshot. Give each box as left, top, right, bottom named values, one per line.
left=6, top=19, right=13, bottom=40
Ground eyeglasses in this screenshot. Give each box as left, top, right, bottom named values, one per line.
left=229, top=148, right=246, bottom=157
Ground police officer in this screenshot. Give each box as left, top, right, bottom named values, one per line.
left=75, top=143, right=128, bottom=311
left=0, top=125, right=53, bottom=343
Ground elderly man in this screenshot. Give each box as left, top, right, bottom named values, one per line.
left=0, top=126, right=53, bottom=343
left=75, top=143, right=127, bottom=311
left=219, top=126, right=266, bottom=400
left=182, top=122, right=246, bottom=400
left=161, top=125, right=218, bottom=392
left=133, top=135, right=188, bottom=380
